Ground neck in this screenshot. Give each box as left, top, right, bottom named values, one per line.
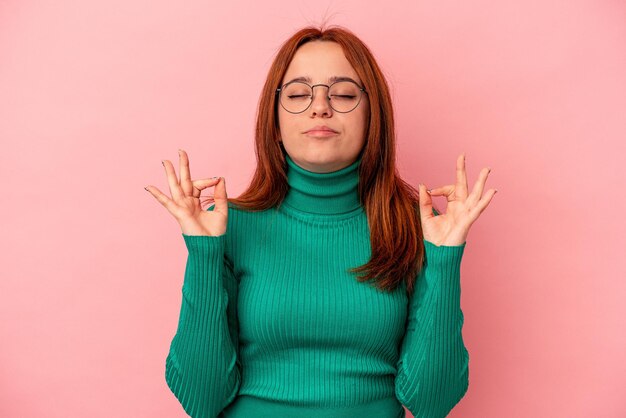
left=282, top=153, right=362, bottom=216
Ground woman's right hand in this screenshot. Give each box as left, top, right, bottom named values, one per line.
left=145, top=149, right=228, bottom=237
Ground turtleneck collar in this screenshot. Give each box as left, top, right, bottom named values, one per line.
left=282, top=153, right=363, bottom=216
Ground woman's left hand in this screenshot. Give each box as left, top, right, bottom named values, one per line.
left=418, top=153, right=497, bottom=247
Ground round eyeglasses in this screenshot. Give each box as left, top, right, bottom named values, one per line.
left=276, top=80, right=367, bottom=114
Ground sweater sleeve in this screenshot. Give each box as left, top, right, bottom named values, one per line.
left=165, top=233, right=241, bottom=418
left=394, top=239, right=469, bottom=418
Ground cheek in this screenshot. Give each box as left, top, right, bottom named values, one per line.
left=355, top=109, right=369, bottom=138
left=277, top=110, right=285, bottom=131
left=278, top=110, right=296, bottom=135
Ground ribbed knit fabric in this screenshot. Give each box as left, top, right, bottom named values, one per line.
left=165, top=154, right=469, bottom=418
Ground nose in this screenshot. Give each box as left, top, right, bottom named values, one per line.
left=309, top=85, right=333, bottom=117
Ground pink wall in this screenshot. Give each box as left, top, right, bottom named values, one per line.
left=1, top=0, right=624, bottom=417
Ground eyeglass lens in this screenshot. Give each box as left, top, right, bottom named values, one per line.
left=280, top=81, right=363, bottom=113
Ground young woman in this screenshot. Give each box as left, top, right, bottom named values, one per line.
left=146, top=25, right=496, bottom=418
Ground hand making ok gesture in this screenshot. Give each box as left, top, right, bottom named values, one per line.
left=144, top=149, right=228, bottom=237
left=418, top=153, right=497, bottom=246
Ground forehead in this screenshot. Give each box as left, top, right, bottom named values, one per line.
left=282, top=41, right=360, bottom=84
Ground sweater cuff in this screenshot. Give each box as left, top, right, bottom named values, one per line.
left=423, top=239, right=465, bottom=268
left=182, top=233, right=225, bottom=255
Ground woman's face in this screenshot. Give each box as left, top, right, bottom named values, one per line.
left=277, top=41, right=369, bottom=173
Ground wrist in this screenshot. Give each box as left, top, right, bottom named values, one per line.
left=179, top=220, right=210, bottom=236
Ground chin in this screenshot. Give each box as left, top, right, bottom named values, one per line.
left=307, top=158, right=350, bottom=173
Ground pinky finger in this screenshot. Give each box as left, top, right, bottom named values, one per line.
left=145, top=185, right=176, bottom=211
left=470, top=189, right=497, bottom=218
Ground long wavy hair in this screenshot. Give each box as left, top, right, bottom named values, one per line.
left=224, top=25, right=439, bottom=296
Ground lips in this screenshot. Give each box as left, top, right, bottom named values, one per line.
left=304, top=125, right=339, bottom=134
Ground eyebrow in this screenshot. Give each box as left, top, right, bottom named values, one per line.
left=284, top=76, right=362, bottom=85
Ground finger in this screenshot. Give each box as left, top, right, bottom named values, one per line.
left=212, top=177, right=229, bottom=215
left=468, top=167, right=491, bottom=205
left=456, top=153, right=468, bottom=200
left=418, top=183, right=434, bottom=222
left=470, top=189, right=497, bottom=218
left=191, top=177, right=222, bottom=198
left=179, top=149, right=193, bottom=196
left=428, top=184, right=455, bottom=199
left=144, top=185, right=177, bottom=213
left=162, top=159, right=183, bottom=201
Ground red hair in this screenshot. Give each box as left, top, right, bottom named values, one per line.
left=226, top=25, right=440, bottom=296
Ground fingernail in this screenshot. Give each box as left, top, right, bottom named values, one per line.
left=161, top=160, right=165, bottom=166
left=144, top=186, right=148, bottom=191
left=495, top=189, right=498, bottom=193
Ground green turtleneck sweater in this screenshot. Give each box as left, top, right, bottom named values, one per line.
left=165, top=154, right=469, bottom=418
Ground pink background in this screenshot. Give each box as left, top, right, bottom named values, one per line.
left=1, top=1, right=625, bottom=417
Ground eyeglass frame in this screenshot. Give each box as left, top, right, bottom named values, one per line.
left=275, top=79, right=368, bottom=114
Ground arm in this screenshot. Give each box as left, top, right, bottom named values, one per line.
left=394, top=239, right=469, bottom=418
left=165, top=233, right=241, bottom=418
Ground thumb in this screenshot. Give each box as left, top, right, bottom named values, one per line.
left=418, top=183, right=434, bottom=222
left=213, top=176, right=228, bottom=213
